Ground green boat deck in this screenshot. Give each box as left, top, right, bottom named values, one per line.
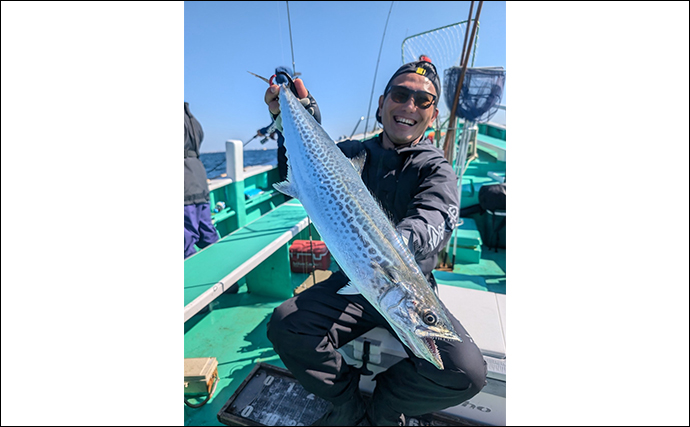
left=185, top=251, right=505, bottom=426
left=184, top=214, right=505, bottom=425
left=184, top=289, right=289, bottom=426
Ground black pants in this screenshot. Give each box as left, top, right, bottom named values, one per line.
left=267, top=271, right=488, bottom=417
left=277, top=141, right=288, bottom=183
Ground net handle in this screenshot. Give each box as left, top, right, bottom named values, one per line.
left=444, top=1, right=484, bottom=161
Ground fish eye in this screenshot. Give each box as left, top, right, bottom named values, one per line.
left=422, top=310, right=437, bottom=325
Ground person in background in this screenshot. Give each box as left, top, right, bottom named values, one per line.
left=264, top=60, right=487, bottom=425
left=256, top=66, right=321, bottom=183
left=184, top=102, right=219, bottom=259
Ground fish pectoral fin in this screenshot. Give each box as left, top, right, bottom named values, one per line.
left=273, top=180, right=299, bottom=199
left=336, top=282, right=360, bottom=296
left=350, top=151, right=367, bottom=177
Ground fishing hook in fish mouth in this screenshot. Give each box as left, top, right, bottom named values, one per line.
left=248, top=70, right=298, bottom=98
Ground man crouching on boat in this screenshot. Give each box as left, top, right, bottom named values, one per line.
left=266, top=60, right=487, bottom=426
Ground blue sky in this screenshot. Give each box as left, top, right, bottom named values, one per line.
left=185, top=1, right=506, bottom=152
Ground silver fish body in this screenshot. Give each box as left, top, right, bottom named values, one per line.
left=274, top=85, right=461, bottom=369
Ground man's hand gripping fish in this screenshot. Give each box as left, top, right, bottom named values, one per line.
left=273, top=81, right=462, bottom=370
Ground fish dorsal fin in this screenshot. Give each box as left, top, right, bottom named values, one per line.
left=337, top=282, right=360, bottom=295
left=350, top=151, right=367, bottom=177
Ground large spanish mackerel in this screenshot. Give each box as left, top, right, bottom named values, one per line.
left=274, top=82, right=462, bottom=370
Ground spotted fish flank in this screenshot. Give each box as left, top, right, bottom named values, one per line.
left=274, top=84, right=462, bottom=370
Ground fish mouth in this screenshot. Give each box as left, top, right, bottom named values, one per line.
left=420, top=333, right=463, bottom=369
left=422, top=337, right=443, bottom=369
left=415, top=326, right=463, bottom=369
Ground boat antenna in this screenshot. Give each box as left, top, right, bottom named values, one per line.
left=286, top=1, right=296, bottom=76
left=364, top=1, right=395, bottom=139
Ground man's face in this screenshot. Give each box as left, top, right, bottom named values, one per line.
left=378, top=73, right=439, bottom=147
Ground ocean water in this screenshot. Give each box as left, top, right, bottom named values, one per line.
left=200, top=149, right=278, bottom=179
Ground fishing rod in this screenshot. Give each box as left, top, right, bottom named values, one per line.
left=285, top=1, right=296, bottom=76
left=244, top=133, right=273, bottom=147
left=281, top=5, right=319, bottom=286
left=245, top=70, right=299, bottom=149
left=364, top=1, right=395, bottom=140
left=443, top=0, right=483, bottom=162
left=441, top=1, right=484, bottom=270
left=243, top=134, right=259, bottom=147
left=349, top=116, right=365, bottom=139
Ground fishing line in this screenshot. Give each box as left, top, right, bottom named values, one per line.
left=276, top=2, right=285, bottom=66
left=363, top=1, right=395, bottom=139
left=285, top=1, right=296, bottom=76
left=283, top=1, right=317, bottom=285
left=205, top=156, right=228, bottom=177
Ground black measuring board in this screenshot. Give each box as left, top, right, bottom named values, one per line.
left=217, top=363, right=330, bottom=426
left=218, top=363, right=486, bottom=426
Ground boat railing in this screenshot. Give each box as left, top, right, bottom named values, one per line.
left=184, top=200, right=311, bottom=322
left=206, top=140, right=288, bottom=240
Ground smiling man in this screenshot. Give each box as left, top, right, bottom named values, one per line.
left=377, top=63, right=440, bottom=149
left=265, top=59, right=487, bottom=426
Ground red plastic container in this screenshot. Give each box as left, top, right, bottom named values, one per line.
left=289, top=240, right=331, bottom=273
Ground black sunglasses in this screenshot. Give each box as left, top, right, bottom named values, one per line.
left=386, top=85, right=437, bottom=109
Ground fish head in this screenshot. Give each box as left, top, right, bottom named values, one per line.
left=375, top=270, right=462, bottom=370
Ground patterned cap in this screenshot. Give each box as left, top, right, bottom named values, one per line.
left=376, top=60, right=441, bottom=123
left=384, top=60, right=441, bottom=100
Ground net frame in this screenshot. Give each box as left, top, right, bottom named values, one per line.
left=402, top=20, right=480, bottom=128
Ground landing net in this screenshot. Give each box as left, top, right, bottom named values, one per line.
left=443, top=66, right=505, bottom=123
left=402, top=21, right=479, bottom=127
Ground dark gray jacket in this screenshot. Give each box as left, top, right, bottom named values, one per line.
left=184, top=102, right=210, bottom=205
left=337, top=134, right=459, bottom=282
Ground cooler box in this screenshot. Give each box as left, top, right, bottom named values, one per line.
left=184, top=357, right=218, bottom=397
left=289, top=240, right=330, bottom=273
